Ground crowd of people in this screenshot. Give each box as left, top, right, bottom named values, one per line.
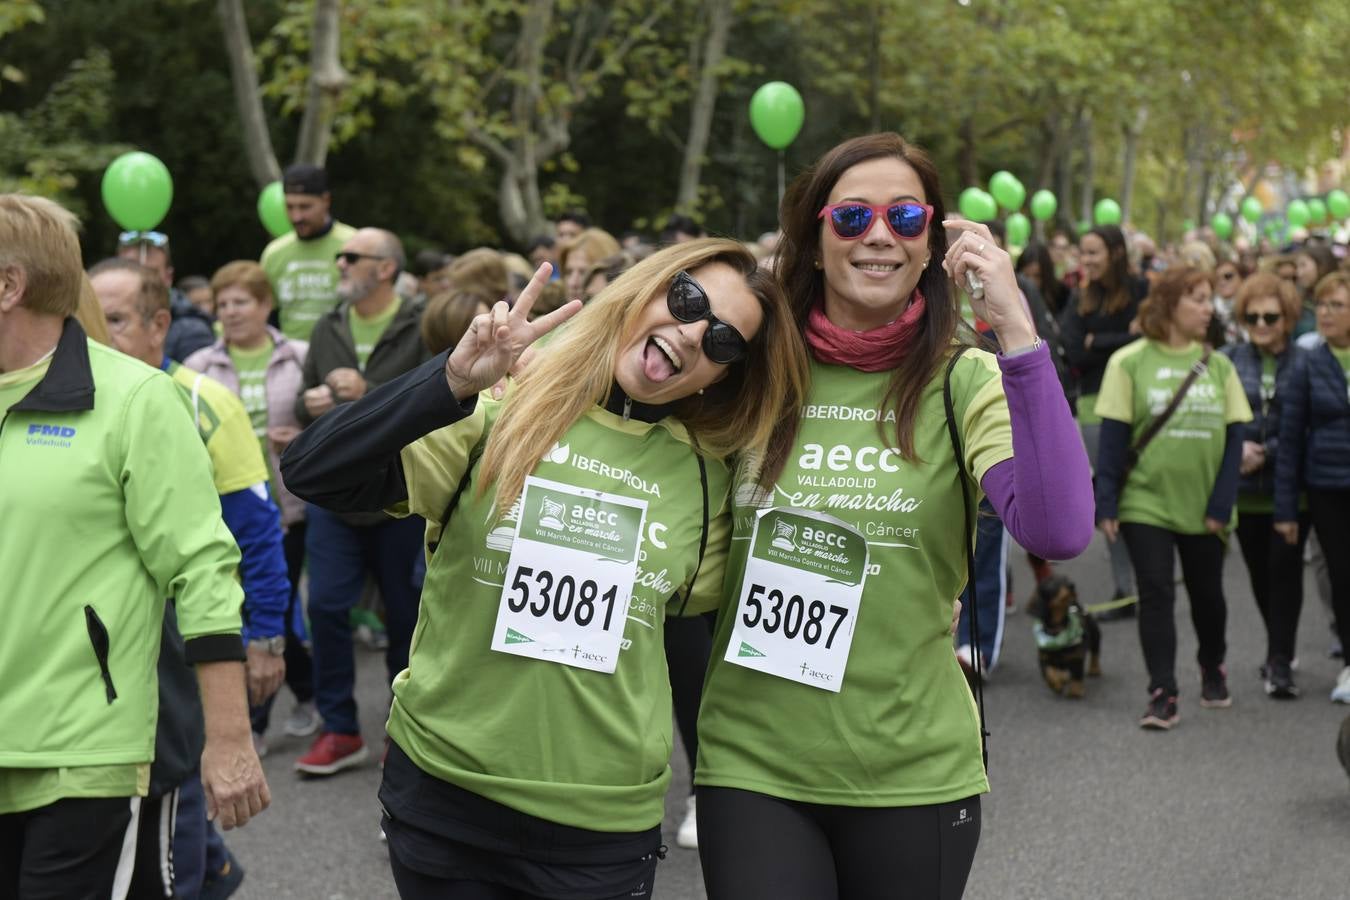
left=2, top=132, right=1348, bottom=899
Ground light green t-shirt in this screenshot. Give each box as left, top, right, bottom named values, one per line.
left=384, top=396, right=731, bottom=833
left=696, top=351, right=1013, bottom=808
left=1095, top=340, right=1252, bottom=533
left=348, top=296, right=401, bottom=370
left=228, top=339, right=274, bottom=440
left=260, top=222, right=356, bottom=341
left=167, top=363, right=270, bottom=495
left=1332, top=346, right=1350, bottom=402
left=1237, top=352, right=1278, bottom=515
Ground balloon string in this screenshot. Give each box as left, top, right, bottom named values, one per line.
left=777, top=151, right=785, bottom=208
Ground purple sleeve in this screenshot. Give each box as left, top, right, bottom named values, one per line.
left=979, top=343, right=1094, bottom=560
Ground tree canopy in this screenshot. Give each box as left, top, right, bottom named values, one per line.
left=2, top=0, right=1346, bottom=275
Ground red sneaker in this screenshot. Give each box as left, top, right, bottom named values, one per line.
left=295, top=732, right=369, bottom=776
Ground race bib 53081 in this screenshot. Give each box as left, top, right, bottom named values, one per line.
left=490, top=477, right=647, bottom=674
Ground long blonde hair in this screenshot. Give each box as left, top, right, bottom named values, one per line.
left=478, top=238, right=809, bottom=510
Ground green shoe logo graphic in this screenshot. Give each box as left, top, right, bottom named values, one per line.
left=505, top=628, right=534, bottom=645
left=737, top=641, right=765, bottom=658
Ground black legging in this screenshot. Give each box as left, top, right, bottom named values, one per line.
left=1308, top=490, right=1350, bottom=657
left=1234, top=510, right=1309, bottom=665
left=664, top=612, right=715, bottom=781
left=1121, top=522, right=1228, bottom=695
left=388, top=851, right=655, bottom=900
left=697, top=787, right=981, bottom=900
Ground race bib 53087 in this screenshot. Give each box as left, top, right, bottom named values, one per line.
left=725, top=508, right=868, bottom=692
left=491, top=477, right=647, bottom=674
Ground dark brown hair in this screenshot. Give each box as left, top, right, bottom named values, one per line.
left=775, top=132, right=954, bottom=461
left=1137, top=266, right=1212, bottom=341
left=1076, top=225, right=1133, bottom=316
left=421, top=290, right=489, bottom=355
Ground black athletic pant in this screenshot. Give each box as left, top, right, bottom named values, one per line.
left=697, top=787, right=981, bottom=900
left=388, top=851, right=655, bottom=900
left=665, top=612, right=715, bottom=780
left=251, top=521, right=315, bottom=733
left=1121, top=522, right=1228, bottom=695
left=0, top=796, right=139, bottom=900
left=1234, top=510, right=1309, bottom=665
left=1309, top=490, right=1350, bottom=657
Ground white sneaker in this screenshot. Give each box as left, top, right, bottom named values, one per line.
left=675, top=795, right=698, bottom=850
left=252, top=731, right=268, bottom=759
left=284, top=700, right=322, bottom=737
left=1331, top=667, right=1350, bottom=704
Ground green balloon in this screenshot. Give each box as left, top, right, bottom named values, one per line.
left=1005, top=212, right=1031, bottom=246
left=988, top=171, right=1026, bottom=211
left=1076, top=219, right=1092, bottom=237
left=1308, top=198, right=1328, bottom=225
left=101, top=151, right=173, bottom=231
left=257, top=182, right=291, bottom=238
left=748, top=81, right=805, bottom=150
left=1093, top=198, right=1122, bottom=226
left=957, top=187, right=998, bottom=222
left=1286, top=199, right=1310, bottom=228
left=1181, top=218, right=1196, bottom=233
left=1029, top=190, right=1057, bottom=222
left=1240, top=196, right=1263, bottom=224
left=1210, top=212, right=1233, bottom=240
left=1328, top=189, right=1350, bottom=220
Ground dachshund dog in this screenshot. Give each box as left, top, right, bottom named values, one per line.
left=1033, top=576, right=1101, bottom=699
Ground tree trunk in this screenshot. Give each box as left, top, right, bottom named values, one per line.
left=1119, top=107, right=1147, bottom=225
left=498, top=167, right=530, bottom=246
left=1078, top=111, right=1094, bottom=226
left=217, top=0, right=280, bottom=187
left=294, top=0, right=350, bottom=166
left=957, top=117, right=977, bottom=187
left=868, top=1, right=881, bottom=133
left=675, top=0, right=733, bottom=213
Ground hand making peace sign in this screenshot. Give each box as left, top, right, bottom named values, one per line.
left=444, top=262, right=583, bottom=401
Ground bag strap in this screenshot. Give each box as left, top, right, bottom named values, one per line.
left=943, top=345, right=989, bottom=772
left=427, top=434, right=487, bottom=556
left=672, top=454, right=710, bottom=617
left=1126, top=348, right=1211, bottom=474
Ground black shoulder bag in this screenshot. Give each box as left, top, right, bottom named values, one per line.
left=1123, top=349, right=1211, bottom=478
left=943, top=346, right=989, bottom=771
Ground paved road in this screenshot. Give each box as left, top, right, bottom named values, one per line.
left=227, top=533, right=1350, bottom=899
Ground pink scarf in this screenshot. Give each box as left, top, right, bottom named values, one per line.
left=804, top=290, right=927, bottom=372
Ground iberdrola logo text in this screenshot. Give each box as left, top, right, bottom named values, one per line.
left=542, top=442, right=661, bottom=498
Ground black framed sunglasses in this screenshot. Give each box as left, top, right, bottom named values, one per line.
left=667, top=270, right=748, bottom=365
left=1243, top=312, right=1282, bottom=326
left=335, top=251, right=387, bottom=266
left=118, top=230, right=169, bottom=248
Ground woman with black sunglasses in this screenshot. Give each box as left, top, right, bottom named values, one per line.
left=280, top=239, right=810, bottom=900
left=1220, top=273, right=1308, bottom=697
left=693, top=133, right=1093, bottom=900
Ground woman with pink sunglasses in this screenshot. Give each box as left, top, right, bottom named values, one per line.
left=693, top=132, right=1094, bottom=899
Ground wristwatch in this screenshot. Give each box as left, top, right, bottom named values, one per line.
left=252, top=635, right=286, bottom=656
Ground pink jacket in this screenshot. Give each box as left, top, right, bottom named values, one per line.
left=184, top=327, right=309, bottom=527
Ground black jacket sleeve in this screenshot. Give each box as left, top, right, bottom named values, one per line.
left=280, top=351, right=476, bottom=513
left=1205, top=422, right=1245, bottom=523
left=1094, top=417, right=1132, bottom=522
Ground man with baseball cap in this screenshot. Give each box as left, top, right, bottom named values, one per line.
left=260, top=163, right=355, bottom=342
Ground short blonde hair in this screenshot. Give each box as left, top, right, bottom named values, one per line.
left=1234, top=273, right=1300, bottom=336
left=210, top=260, right=274, bottom=307
left=1314, top=271, right=1350, bottom=304
left=558, top=228, right=621, bottom=273
left=0, top=194, right=83, bottom=317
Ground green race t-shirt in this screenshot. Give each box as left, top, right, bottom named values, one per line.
left=1332, top=345, right=1350, bottom=402
left=348, top=296, right=401, bottom=370
left=384, top=396, right=731, bottom=833
left=1237, top=351, right=1279, bottom=514
left=167, top=363, right=270, bottom=495
left=696, top=350, right=1013, bottom=808
left=260, top=222, right=356, bottom=341
left=228, top=339, right=274, bottom=439
left=1095, top=340, right=1252, bottom=533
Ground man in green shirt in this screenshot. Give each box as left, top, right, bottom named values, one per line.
left=0, top=194, right=269, bottom=898
left=260, top=164, right=356, bottom=342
